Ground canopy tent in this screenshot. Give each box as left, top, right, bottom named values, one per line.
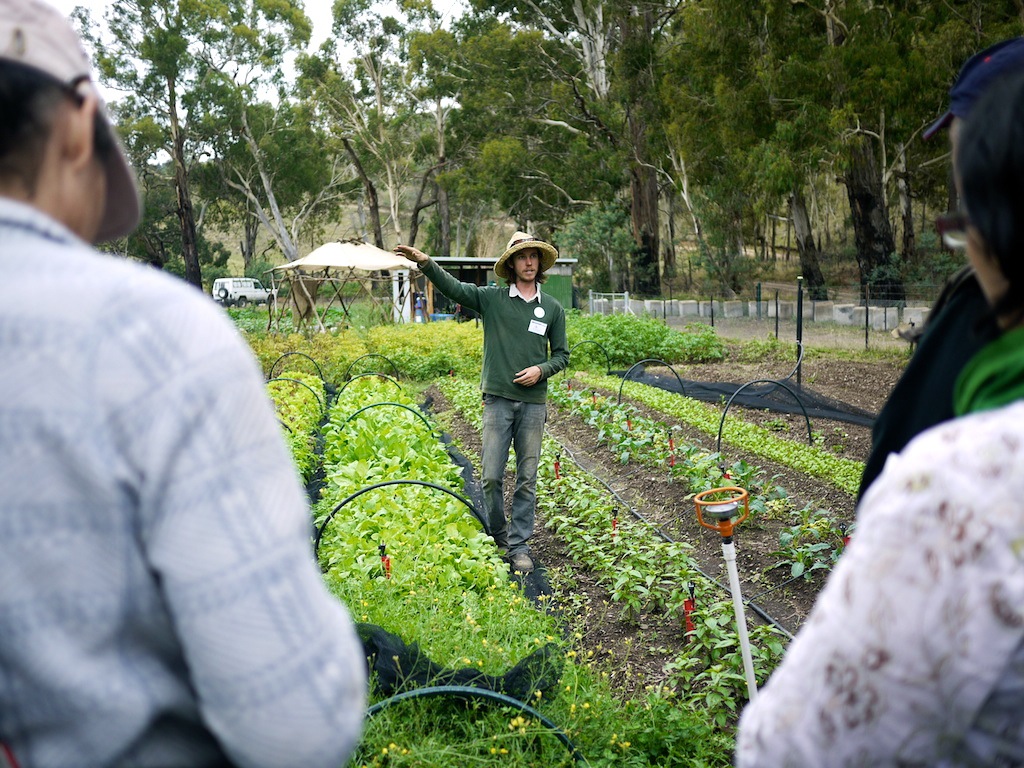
left=266, top=240, right=419, bottom=332
left=278, top=241, right=419, bottom=272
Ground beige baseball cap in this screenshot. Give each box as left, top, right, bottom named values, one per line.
left=0, top=0, right=141, bottom=241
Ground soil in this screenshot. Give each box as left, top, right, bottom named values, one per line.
left=423, top=344, right=906, bottom=701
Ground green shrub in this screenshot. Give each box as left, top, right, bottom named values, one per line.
left=245, top=331, right=369, bottom=387
left=732, top=335, right=795, bottom=364
left=567, top=312, right=725, bottom=367
left=366, top=321, right=483, bottom=380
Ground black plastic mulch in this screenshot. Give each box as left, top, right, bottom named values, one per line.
left=620, top=367, right=877, bottom=427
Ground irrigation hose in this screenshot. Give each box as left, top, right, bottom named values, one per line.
left=544, top=430, right=794, bottom=640
left=366, top=685, right=590, bottom=766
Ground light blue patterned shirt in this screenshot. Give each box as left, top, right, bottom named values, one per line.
left=0, top=199, right=366, bottom=768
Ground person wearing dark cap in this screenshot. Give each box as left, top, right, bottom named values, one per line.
left=737, top=67, right=1024, bottom=768
left=858, top=37, right=1024, bottom=501
left=395, top=233, right=569, bottom=574
left=0, top=2, right=366, bottom=766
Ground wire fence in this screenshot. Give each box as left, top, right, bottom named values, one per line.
left=588, top=280, right=930, bottom=352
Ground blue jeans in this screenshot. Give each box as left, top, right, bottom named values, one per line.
left=481, top=395, right=547, bottom=555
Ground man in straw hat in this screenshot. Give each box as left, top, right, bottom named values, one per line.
left=396, top=232, right=569, bottom=573
left=0, top=2, right=366, bottom=765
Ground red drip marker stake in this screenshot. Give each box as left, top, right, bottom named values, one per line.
left=626, top=417, right=632, bottom=431
left=554, top=453, right=562, bottom=480
left=449, top=368, right=455, bottom=377
left=683, top=581, right=696, bottom=641
left=668, top=433, right=676, bottom=467
left=592, top=391, right=597, bottom=406
left=611, top=508, right=618, bottom=544
left=379, top=544, right=392, bottom=579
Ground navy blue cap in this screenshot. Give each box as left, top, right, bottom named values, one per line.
left=923, top=37, right=1024, bottom=140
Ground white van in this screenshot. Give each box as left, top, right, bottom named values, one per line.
left=211, top=277, right=274, bottom=307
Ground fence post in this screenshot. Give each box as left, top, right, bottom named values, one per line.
left=796, top=276, right=804, bottom=388
left=864, top=285, right=869, bottom=350
left=756, top=282, right=762, bottom=320
left=774, top=291, right=780, bottom=339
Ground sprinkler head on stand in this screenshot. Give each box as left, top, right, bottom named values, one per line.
left=694, top=487, right=749, bottom=540
left=693, top=486, right=759, bottom=701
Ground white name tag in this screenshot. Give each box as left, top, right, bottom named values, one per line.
left=528, top=319, right=547, bottom=335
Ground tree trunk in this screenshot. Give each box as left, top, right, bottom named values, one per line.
left=629, top=159, right=660, bottom=295
left=843, top=136, right=905, bottom=302
left=621, top=6, right=660, bottom=297
left=790, top=189, right=828, bottom=300
left=664, top=196, right=677, bottom=276
left=168, top=76, right=201, bottom=289
left=407, top=170, right=435, bottom=249
left=438, top=177, right=452, bottom=257
left=896, top=145, right=915, bottom=260
left=435, top=101, right=452, bottom=258
left=343, top=137, right=384, bottom=249
left=669, top=149, right=708, bottom=272
left=240, top=209, right=259, bottom=271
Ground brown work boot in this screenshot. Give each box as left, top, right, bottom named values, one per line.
left=510, top=552, right=534, bottom=573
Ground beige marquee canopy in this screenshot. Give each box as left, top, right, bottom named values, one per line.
left=266, top=240, right=419, bottom=332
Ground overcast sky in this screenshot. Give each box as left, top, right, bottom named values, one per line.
left=50, top=0, right=338, bottom=55
left=48, top=0, right=338, bottom=102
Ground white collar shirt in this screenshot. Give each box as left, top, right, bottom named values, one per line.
left=509, top=283, right=541, bottom=303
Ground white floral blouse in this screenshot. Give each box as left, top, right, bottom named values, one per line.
left=736, top=401, right=1024, bottom=767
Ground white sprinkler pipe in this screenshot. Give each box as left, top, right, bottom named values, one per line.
left=722, top=538, right=758, bottom=701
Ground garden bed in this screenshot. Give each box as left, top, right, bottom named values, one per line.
left=424, top=350, right=902, bottom=702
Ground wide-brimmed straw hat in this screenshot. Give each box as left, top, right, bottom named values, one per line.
left=0, top=0, right=141, bottom=242
left=494, top=231, right=558, bottom=280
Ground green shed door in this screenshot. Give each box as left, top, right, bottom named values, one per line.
left=544, top=274, right=573, bottom=310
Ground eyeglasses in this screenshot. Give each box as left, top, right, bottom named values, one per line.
left=935, top=211, right=970, bottom=249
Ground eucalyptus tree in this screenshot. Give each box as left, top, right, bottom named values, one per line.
left=427, top=12, right=627, bottom=281
left=462, top=0, right=674, bottom=295
left=296, top=0, right=425, bottom=249
left=660, top=1, right=773, bottom=294
left=664, top=0, right=1024, bottom=301
left=90, top=79, right=229, bottom=275
left=81, top=0, right=309, bottom=288
left=405, top=22, right=461, bottom=254
left=172, top=0, right=357, bottom=268
left=787, top=1, right=1023, bottom=300
left=194, top=72, right=358, bottom=266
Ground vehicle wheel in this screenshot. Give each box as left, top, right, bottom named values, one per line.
left=236, top=296, right=248, bottom=308
left=218, top=287, right=229, bottom=300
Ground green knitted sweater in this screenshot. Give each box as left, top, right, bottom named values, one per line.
left=421, top=259, right=569, bottom=403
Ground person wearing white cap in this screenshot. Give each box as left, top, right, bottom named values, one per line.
left=396, top=233, right=569, bottom=574
left=0, top=2, right=366, bottom=767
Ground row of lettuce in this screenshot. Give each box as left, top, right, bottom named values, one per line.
left=269, top=371, right=735, bottom=767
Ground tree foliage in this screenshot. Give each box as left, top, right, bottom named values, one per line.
left=78, top=0, right=1024, bottom=298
